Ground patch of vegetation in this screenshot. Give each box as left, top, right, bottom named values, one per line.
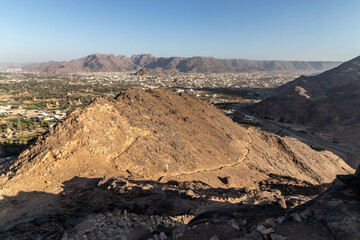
left=0, top=132, right=42, bottom=157
left=3, top=118, right=40, bottom=132
left=1, top=118, right=53, bottom=134
left=237, top=122, right=262, bottom=129
left=21, top=103, right=46, bottom=110
left=1, top=131, right=42, bottom=144
left=310, top=146, right=325, bottom=152
left=213, top=102, right=234, bottom=110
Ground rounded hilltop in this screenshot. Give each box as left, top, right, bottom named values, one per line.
left=0, top=88, right=351, bottom=195
left=0, top=88, right=354, bottom=238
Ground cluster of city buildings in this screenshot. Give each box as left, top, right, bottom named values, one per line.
left=0, top=105, right=66, bottom=121
left=64, top=71, right=309, bottom=89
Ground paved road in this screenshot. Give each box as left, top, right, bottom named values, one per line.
left=236, top=107, right=360, bottom=156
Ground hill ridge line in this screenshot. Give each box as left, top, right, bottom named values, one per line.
left=23, top=53, right=342, bottom=74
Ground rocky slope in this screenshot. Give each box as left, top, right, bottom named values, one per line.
left=0, top=89, right=353, bottom=238
left=23, top=53, right=341, bottom=74
left=247, top=56, right=360, bottom=156
left=1, top=168, right=358, bottom=240
left=62, top=169, right=360, bottom=240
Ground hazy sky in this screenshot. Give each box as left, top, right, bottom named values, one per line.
left=1, top=0, right=360, bottom=62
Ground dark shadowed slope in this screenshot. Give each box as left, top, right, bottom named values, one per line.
left=247, top=55, right=360, bottom=152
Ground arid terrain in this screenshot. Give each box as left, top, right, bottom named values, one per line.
left=0, top=88, right=357, bottom=240
left=247, top=56, right=360, bottom=167
left=1, top=0, right=359, bottom=239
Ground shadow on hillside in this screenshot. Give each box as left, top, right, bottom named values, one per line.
left=0, top=142, right=28, bottom=159
left=0, top=176, right=293, bottom=239
left=0, top=131, right=43, bottom=159
left=198, top=87, right=360, bottom=168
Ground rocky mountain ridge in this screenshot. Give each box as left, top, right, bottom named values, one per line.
left=23, top=53, right=342, bottom=74
left=247, top=55, right=360, bottom=163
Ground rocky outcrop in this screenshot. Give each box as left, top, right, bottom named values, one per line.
left=1, top=172, right=358, bottom=240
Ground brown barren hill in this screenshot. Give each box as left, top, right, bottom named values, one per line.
left=0, top=89, right=352, bottom=226
left=0, top=88, right=352, bottom=192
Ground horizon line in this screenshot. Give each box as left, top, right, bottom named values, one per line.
left=0, top=53, right=350, bottom=65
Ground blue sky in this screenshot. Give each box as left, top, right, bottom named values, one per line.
left=0, top=0, right=359, bottom=62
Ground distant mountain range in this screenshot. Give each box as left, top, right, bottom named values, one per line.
left=23, top=53, right=342, bottom=74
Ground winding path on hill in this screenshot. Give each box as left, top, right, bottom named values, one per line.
left=238, top=107, right=360, bottom=156
left=159, top=129, right=254, bottom=181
